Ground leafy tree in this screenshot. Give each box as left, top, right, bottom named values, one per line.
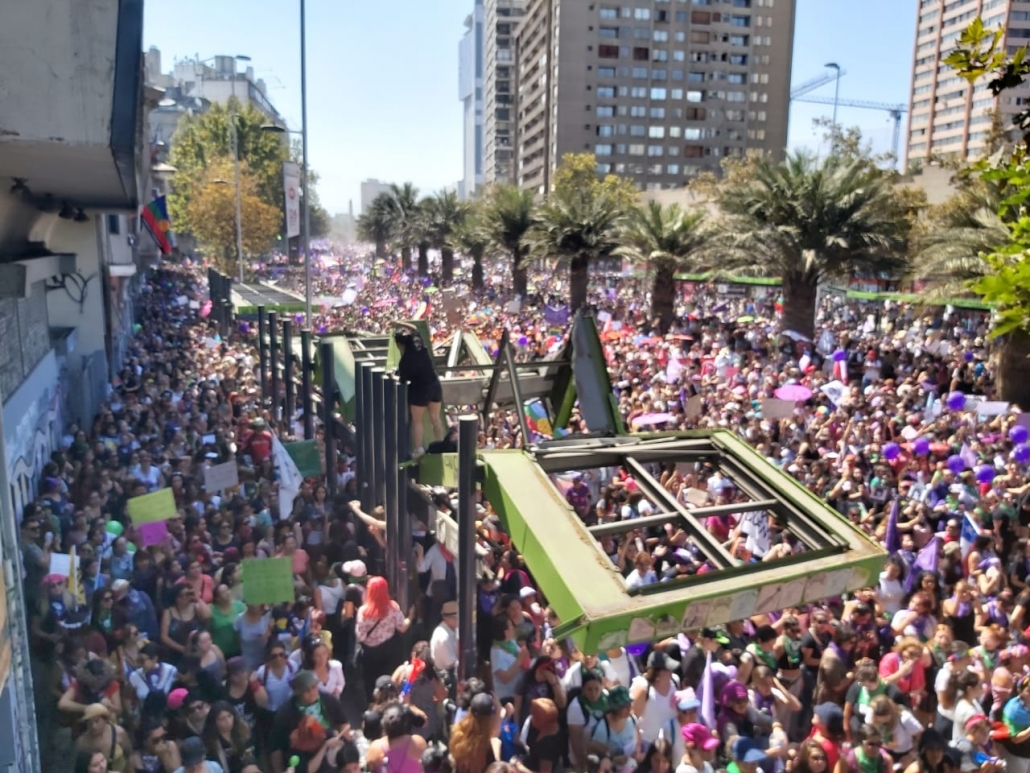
left=482, top=185, right=536, bottom=297
left=386, top=183, right=421, bottom=272
left=527, top=185, right=624, bottom=311
left=423, top=191, right=467, bottom=282
left=450, top=201, right=490, bottom=290
left=943, top=18, right=1030, bottom=404
left=714, top=151, right=908, bottom=338
left=551, top=152, right=640, bottom=210
left=357, top=193, right=394, bottom=259
left=185, top=158, right=281, bottom=277
left=616, top=201, right=708, bottom=332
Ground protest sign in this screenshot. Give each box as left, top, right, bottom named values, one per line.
left=127, top=489, right=176, bottom=525
left=204, top=461, right=239, bottom=493
left=761, top=398, right=795, bottom=420
left=49, top=552, right=78, bottom=578
left=139, top=520, right=169, bottom=548
left=241, top=557, right=295, bottom=605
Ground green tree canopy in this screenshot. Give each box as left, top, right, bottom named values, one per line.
left=482, top=185, right=537, bottom=297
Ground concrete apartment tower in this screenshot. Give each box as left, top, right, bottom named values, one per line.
left=512, top=0, right=796, bottom=194
left=459, top=0, right=486, bottom=199
left=483, top=0, right=527, bottom=185
left=906, top=0, right=1027, bottom=163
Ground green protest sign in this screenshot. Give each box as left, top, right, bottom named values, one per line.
left=241, top=557, right=295, bottom=606
left=285, top=440, right=323, bottom=478
left=127, top=489, right=176, bottom=525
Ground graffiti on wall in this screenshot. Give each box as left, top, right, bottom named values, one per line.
left=5, top=379, right=62, bottom=522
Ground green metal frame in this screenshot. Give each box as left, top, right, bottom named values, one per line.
left=478, top=431, right=886, bottom=654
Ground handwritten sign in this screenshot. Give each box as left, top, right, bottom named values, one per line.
left=241, top=557, right=295, bottom=605
left=761, top=398, right=795, bottom=421
left=49, top=552, right=79, bottom=578
left=139, top=520, right=169, bottom=548
left=204, top=461, right=239, bottom=493
left=685, top=394, right=703, bottom=419
left=127, top=489, right=176, bottom=525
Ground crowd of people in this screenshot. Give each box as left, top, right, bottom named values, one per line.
left=20, top=248, right=1030, bottom=773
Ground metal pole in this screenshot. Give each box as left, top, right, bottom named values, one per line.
left=360, top=363, right=376, bottom=512
left=300, top=0, right=312, bottom=325
left=268, top=311, right=280, bottom=423
left=354, top=360, right=367, bottom=503
left=301, top=329, right=314, bottom=440
left=257, top=306, right=269, bottom=400
left=832, top=71, right=841, bottom=134
left=321, top=340, right=337, bottom=497
left=396, top=380, right=412, bottom=607
left=371, top=368, right=387, bottom=510
left=283, top=319, right=295, bottom=431
left=457, top=414, right=479, bottom=683
left=384, top=376, right=400, bottom=600
left=231, top=76, right=245, bottom=284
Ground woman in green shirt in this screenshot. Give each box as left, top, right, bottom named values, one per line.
left=208, top=582, right=246, bottom=658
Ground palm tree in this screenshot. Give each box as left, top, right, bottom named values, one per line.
left=386, top=182, right=420, bottom=272
left=616, top=201, right=707, bottom=332
left=424, top=191, right=467, bottom=283
left=716, top=151, right=908, bottom=338
left=482, top=185, right=536, bottom=297
left=527, top=185, right=625, bottom=311
left=357, top=193, right=394, bottom=259
left=450, top=202, right=490, bottom=290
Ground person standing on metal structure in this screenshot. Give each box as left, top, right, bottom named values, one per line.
left=393, top=321, right=445, bottom=456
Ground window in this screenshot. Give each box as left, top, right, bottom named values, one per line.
left=595, top=144, right=613, bottom=155
left=650, top=106, right=666, bottom=118
left=667, top=164, right=680, bottom=174
left=632, top=67, right=649, bottom=78
left=630, top=125, right=647, bottom=136
left=107, top=215, right=120, bottom=235
left=630, top=105, right=647, bottom=117
left=684, top=127, right=702, bottom=140
left=634, top=8, right=650, bottom=19
left=651, top=87, right=667, bottom=100
left=649, top=126, right=666, bottom=138
left=628, top=143, right=645, bottom=155
left=673, top=49, right=685, bottom=61
left=691, top=10, right=711, bottom=23
left=633, top=27, right=650, bottom=39
left=684, top=145, right=703, bottom=158
left=597, top=86, right=616, bottom=98
left=728, top=73, right=745, bottom=84
left=597, top=163, right=612, bottom=174
left=686, top=90, right=703, bottom=102
left=726, top=90, right=745, bottom=102
left=653, top=30, right=669, bottom=41
left=730, top=15, right=750, bottom=26
left=647, top=145, right=664, bottom=156
left=653, top=49, right=668, bottom=61
left=600, top=6, right=618, bottom=19
left=598, top=66, right=616, bottom=77
left=728, top=54, right=748, bottom=65
left=633, top=47, right=650, bottom=60
left=687, top=71, right=704, bottom=82
left=671, top=88, right=683, bottom=99
left=652, top=69, right=667, bottom=80
left=690, top=31, right=710, bottom=44
left=599, top=44, right=619, bottom=58
left=685, top=107, right=706, bottom=120
left=729, top=35, right=749, bottom=46
left=631, top=86, right=647, bottom=98
left=596, top=105, right=615, bottom=117
left=597, top=125, right=615, bottom=137
left=599, top=26, right=619, bottom=38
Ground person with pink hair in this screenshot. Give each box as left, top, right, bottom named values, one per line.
left=356, top=576, right=413, bottom=704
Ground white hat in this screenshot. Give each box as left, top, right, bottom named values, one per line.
left=342, top=559, right=367, bottom=578
left=519, top=586, right=537, bottom=600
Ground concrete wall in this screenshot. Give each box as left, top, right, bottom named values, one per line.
left=0, top=0, right=117, bottom=146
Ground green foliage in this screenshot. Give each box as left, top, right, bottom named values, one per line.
left=357, top=193, right=394, bottom=257
left=615, top=200, right=707, bottom=274
left=552, top=152, right=640, bottom=210
left=422, top=190, right=467, bottom=250
left=385, top=182, right=422, bottom=250
left=481, top=185, right=536, bottom=271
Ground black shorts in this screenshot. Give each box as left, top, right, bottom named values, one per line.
left=408, top=380, right=443, bottom=407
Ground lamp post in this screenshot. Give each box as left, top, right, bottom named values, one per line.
left=825, top=61, right=842, bottom=149
left=229, top=54, right=252, bottom=284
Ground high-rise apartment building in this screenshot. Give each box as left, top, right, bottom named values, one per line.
left=513, top=0, right=796, bottom=194
left=360, top=179, right=393, bottom=214
left=906, top=0, right=1024, bottom=163
left=459, top=0, right=486, bottom=199
left=483, top=0, right=527, bottom=185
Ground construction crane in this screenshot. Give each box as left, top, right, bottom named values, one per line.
left=790, top=69, right=846, bottom=100
left=792, top=94, right=907, bottom=168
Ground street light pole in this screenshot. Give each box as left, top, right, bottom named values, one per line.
left=229, top=54, right=251, bottom=284
left=300, top=0, right=312, bottom=325
left=825, top=61, right=842, bottom=150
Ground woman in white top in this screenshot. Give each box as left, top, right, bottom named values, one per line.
left=865, top=694, right=923, bottom=767
left=878, top=557, right=906, bottom=616
left=289, top=632, right=345, bottom=697
left=950, top=669, right=985, bottom=744
left=626, top=552, right=658, bottom=590
left=631, top=651, right=681, bottom=746
left=314, top=563, right=346, bottom=615
left=253, top=640, right=296, bottom=712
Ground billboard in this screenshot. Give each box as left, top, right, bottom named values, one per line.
left=284, top=162, right=301, bottom=239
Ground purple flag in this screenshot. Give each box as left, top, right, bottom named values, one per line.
left=906, top=536, right=939, bottom=593
left=884, top=499, right=901, bottom=555
left=543, top=304, right=570, bottom=326
left=700, top=651, right=716, bottom=729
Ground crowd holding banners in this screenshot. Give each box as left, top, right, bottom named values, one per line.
left=20, top=245, right=1030, bottom=773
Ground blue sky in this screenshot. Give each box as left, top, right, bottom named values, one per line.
left=143, top=0, right=916, bottom=215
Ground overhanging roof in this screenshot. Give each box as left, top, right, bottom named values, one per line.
left=480, top=431, right=887, bottom=653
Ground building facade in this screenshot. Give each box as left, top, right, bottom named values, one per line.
left=483, top=0, right=526, bottom=185
left=459, top=0, right=486, bottom=199
left=513, top=0, right=796, bottom=194
left=360, top=179, right=394, bottom=214
left=906, top=0, right=1024, bottom=162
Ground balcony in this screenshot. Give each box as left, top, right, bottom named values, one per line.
left=0, top=0, right=144, bottom=214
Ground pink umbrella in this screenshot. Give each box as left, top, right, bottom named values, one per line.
left=373, top=299, right=394, bottom=309
left=774, top=384, right=813, bottom=402
left=632, top=412, right=677, bottom=427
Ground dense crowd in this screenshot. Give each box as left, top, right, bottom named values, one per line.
left=22, top=251, right=1030, bottom=773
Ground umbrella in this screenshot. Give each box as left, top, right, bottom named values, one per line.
left=632, top=412, right=677, bottom=427
left=774, top=384, right=813, bottom=402
left=782, top=329, right=812, bottom=342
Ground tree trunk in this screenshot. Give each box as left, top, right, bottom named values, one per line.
left=512, top=251, right=528, bottom=297
left=375, top=239, right=386, bottom=259
left=441, top=247, right=455, bottom=283
left=780, top=275, right=819, bottom=340
left=418, top=241, right=430, bottom=277
left=472, top=250, right=484, bottom=290
left=569, top=255, right=590, bottom=311
left=996, top=329, right=1030, bottom=407
left=651, top=263, right=676, bottom=334
left=401, top=246, right=412, bottom=272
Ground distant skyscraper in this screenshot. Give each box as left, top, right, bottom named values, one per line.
left=360, top=179, right=393, bottom=214
left=459, top=0, right=486, bottom=199
left=512, top=0, right=797, bottom=194
left=906, top=0, right=1025, bottom=163
left=483, top=0, right=526, bottom=185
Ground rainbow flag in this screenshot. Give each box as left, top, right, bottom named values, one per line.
left=141, top=195, right=173, bottom=255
